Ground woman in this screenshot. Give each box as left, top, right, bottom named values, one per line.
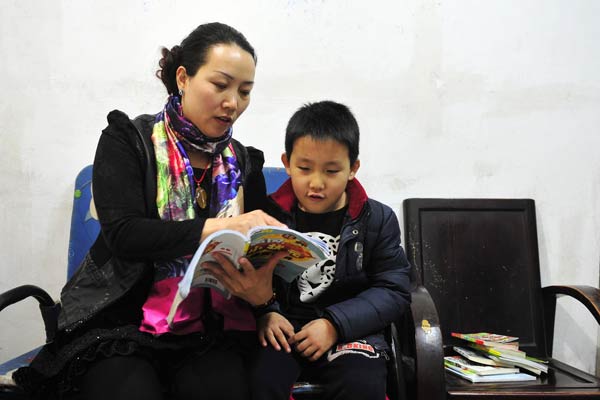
left=16, top=22, right=282, bottom=400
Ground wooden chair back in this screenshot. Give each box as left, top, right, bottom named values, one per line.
left=404, top=198, right=547, bottom=356
left=403, top=198, right=600, bottom=399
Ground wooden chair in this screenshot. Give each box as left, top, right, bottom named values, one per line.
left=403, top=198, right=600, bottom=399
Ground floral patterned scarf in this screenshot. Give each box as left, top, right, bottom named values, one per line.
left=153, top=94, right=244, bottom=223
left=140, top=95, right=250, bottom=335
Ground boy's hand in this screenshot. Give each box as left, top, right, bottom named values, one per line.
left=258, top=312, right=295, bottom=352
left=288, top=318, right=338, bottom=361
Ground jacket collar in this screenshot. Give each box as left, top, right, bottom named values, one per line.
left=269, top=178, right=368, bottom=220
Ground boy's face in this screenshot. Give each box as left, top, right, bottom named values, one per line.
left=282, top=135, right=360, bottom=214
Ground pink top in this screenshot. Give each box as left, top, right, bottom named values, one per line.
left=140, top=276, right=256, bottom=335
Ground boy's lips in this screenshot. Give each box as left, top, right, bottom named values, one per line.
left=307, top=193, right=325, bottom=200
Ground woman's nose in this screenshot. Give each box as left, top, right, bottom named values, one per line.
left=223, top=92, right=238, bottom=111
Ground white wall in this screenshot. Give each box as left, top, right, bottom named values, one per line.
left=1, top=0, right=599, bottom=375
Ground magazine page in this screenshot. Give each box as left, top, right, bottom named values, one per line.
left=246, top=226, right=330, bottom=282
left=166, top=230, right=247, bottom=327
left=178, top=229, right=249, bottom=299
left=167, top=226, right=331, bottom=327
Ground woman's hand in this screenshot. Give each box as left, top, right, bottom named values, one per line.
left=202, top=251, right=287, bottom=307
left=288, top=318, right=338, bottom=361
left=201, top=210, right=286, bottom=241
left=257, top=312, right=295, bottom=352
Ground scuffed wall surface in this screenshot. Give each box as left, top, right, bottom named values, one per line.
left=1, top=0, right=599, bottom=374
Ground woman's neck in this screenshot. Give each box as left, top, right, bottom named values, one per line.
left=183, top=143, right=212, bottom=169
left=187, top=149, right=211, bottom=169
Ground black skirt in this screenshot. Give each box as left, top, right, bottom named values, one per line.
left=13, top=324, right=215, bottom=399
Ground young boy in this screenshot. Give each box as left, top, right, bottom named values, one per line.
left=249, top=101, right=412, bottom=400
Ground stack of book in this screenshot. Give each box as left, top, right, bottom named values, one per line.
left=444, top=332, right=548, bottom=383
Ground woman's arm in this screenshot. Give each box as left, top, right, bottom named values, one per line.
left=93, top=116, right=205, bottom=261
left=93, top=114, right=285, bottom=260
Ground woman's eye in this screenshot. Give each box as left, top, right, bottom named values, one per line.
left=240, top=90, right=251, bottom=97
left=327, top=170, right=340, bottom=174
left=213, top=82, right=227, bottom=90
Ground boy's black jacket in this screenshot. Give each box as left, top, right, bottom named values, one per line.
left=263, top=178, right=412, bottom=350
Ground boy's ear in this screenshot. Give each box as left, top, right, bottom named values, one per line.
left=348, top=159, right=360, bottom=180
left=281, top=153, right=291, bottom=176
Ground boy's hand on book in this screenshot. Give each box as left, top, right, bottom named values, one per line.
left=288, top=318, right=338, bottom=361
left=203, top=251, right=287, bottom=306
left=201, top=210, right=287, bottom=240
left=257, top=312, right=294, bottom=352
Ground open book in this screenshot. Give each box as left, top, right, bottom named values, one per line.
left=166, top=226, right=330, bottom=326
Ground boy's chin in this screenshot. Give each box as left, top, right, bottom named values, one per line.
left=298, top=200, right=344, bottom=214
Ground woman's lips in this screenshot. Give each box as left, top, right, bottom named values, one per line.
left=215, top=116, right=233, bottom=126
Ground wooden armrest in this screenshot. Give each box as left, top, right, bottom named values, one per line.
left=0, top=285, right=59, bottom=343
left=410, top=285, right=446, bottom=400
left=542, top=285, right=600, bottom=356
left=543, top=285, right=600, bottom=324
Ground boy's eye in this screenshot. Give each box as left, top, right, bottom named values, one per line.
left=326, top=170, right=340, bottom=174
left=239, top=90, right=251, bottom=98
left=297, top=166, right=309, bottom=171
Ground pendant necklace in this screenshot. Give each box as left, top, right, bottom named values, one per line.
left=194, top=165, right=210, bottom=209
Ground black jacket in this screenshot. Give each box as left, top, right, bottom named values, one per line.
left=58, top=110, right=267, bottom=332
left=264, top=178, right=411, bottom=350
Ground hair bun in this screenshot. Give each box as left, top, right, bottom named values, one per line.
left=156, top=45, right=182, bottom=95
left=169, top=45, right=182, bottom=63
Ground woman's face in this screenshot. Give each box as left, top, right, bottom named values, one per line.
left=176, top=43, right=256, bottom=137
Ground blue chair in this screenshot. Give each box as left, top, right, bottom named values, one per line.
left=67, top=164, right=100, bottom=280
left=0, top=165, right=408, bottom=400
left=263, top=166, right=288, bottom=197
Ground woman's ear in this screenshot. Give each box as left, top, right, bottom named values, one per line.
left=349, top=159, right=360, bottom=180
left=175, top=66, right=188, bottom=93
left=281, top=153, right=291, bottom=176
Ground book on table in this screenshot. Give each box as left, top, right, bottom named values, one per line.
left=450, top=331, right=549, bottom=376
left=166, top=226, right=330, bottom=326
left=444, top=360, right=537, bottom=383
left=451, top=332, right=520, bottom=350
left=444, top=356, right=520, bottom=376
left=467, top=342, right=526, bottom=359
left=467, top=343, right=548, bottom=375
left=453, top=346, right=516, bottom=367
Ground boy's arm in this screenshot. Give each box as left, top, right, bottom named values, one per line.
left=324, top=205, right=411, bottom=342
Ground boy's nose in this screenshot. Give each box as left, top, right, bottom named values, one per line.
left=309, top=174, right=325, bottom=191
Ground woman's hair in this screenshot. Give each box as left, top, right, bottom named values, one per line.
left=156, top=22, right=256, bottom=95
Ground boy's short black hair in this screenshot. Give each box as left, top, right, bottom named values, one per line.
left=285, top=101, right=360, bottom=165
